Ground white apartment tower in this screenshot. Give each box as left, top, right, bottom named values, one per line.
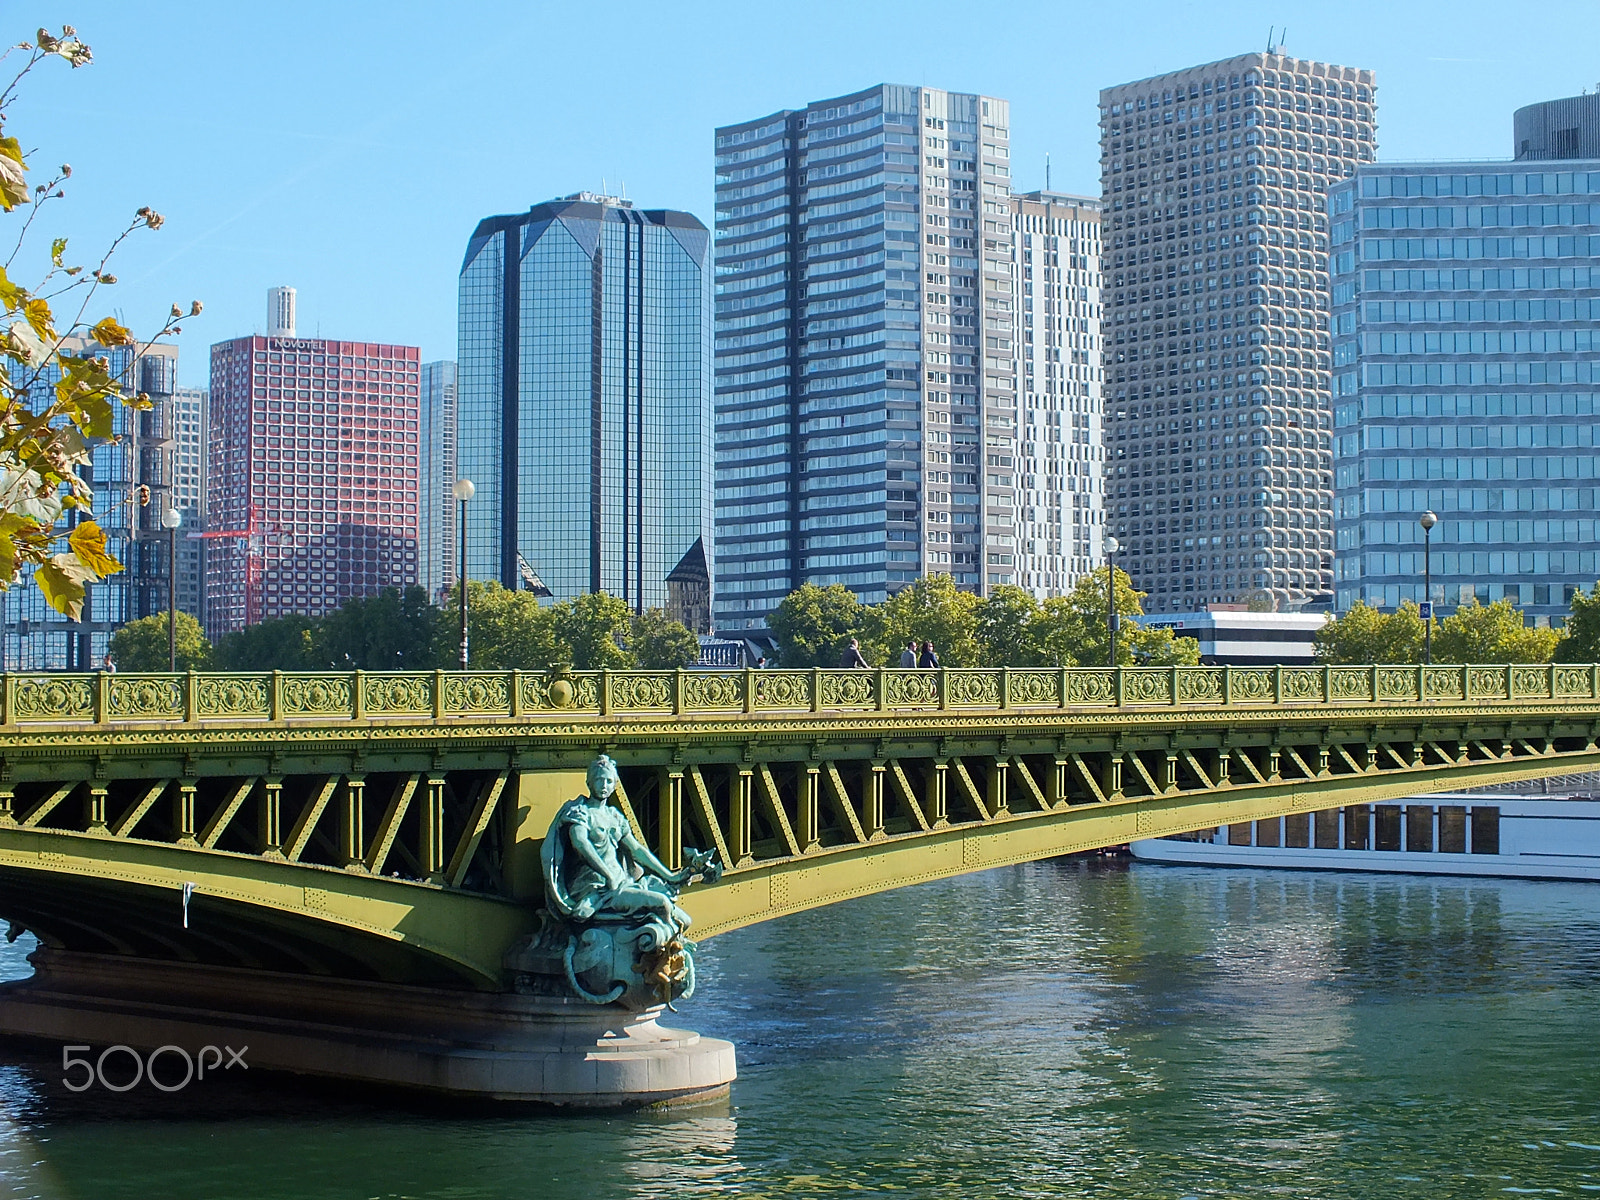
left=267, top=286, right=296, bottom=338
left=1011, top=190, right=1104, bottom=594
left=170, top=386, right=207, bottom=620
left=1099, top=53, right=1376, bottom=612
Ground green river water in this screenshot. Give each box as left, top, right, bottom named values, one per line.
left=0, top=859, right=1597, bottom=1199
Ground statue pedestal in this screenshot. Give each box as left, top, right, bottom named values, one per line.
left=0, top=949, right=735, bottom=1107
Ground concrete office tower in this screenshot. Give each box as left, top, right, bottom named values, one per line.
left=170, top=386, right=208, bottom=623
left=712, top=84, right=1017, bottom=633
left=1099, top=54, right=1376, bottom=613
left=457, top=194, right=712, bottom=611
left=268, top=286, right=296, bottom=338
left=3, top=340, right=179, bottom=669
left=1330, top=160, right=1600, bottom=626
left=1010, top=190, right=1105, bottom=595
left=1515, top=93, right=1600, bottom=161
left=205, top=319, right=421, bottom=635
left=419, top=360, right=458, bottom=604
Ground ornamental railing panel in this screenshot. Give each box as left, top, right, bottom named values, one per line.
left=2, top=662, right=1597, bottom=728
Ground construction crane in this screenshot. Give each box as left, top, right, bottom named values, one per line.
left=188, top=504, right=276, bottom=628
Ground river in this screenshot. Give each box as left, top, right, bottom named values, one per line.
left=0, top=859, right=1598, bottom=1198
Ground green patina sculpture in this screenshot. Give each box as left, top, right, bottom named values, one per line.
left=540, top=755, right=720, bottom=1008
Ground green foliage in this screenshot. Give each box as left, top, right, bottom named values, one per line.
left=311, top=586, right=446, bottom=670
left=554, top=591, right=634, bottom=670
left=107, top=610, right=209, bottom=671
left=1314, top=601, right=1421, bottom=665
left=768, top=583, right=867, bottom=667
left=1557, top=583, right=1600, bottom=663
left=461, top=581, right=562, bottom=670
left=211, top=615, right=317, bottom=671
left=630, top=607, right=701, bottom=669
left=863, top=573, right=981, bottom=666
left=975, top=584, right=1043, bottom=667
left=0, top=27, right=201, bottom=616
left=1025, top=568, right=1199, bottom=667
left=1433, top=598, right=1561, bottom=664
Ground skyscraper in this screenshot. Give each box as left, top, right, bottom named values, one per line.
left=170, top=385, right=208, bottom=622
left=1099, top=53, right=1376, bottom=613
left=712, top=84, right=1018, bottom=632
left=456, top=194, right=712, bottom=611
left=1010, top=190, right=1105, bottom=595
left=419, top=360, right=458, bottom=604
left=4, top=339, right=178, bottom=669
left=1330, top=158, right=1600, bottom=625
left=205, top=291, right=421, bottom=635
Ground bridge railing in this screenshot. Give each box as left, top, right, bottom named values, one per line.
left=2, top=663, right=1598, bottom=726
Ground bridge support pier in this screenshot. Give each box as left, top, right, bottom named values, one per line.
left=0, top=949, right=735, bottom=1108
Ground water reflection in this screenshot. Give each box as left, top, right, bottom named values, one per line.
left=0, top=863, right=1594, bottom=1197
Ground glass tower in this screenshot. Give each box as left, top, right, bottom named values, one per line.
left=419, top=360, right=457, bottom=604
left=1330, top=160, right=1600, bottom=625
left=456, top=194, right=712, bottom=612
left=713, top=84, right=1017, bottom=632
left=1010, top=190, right=1106, bottom=594
left=4, top=339, right=177, bottom=670
left=1099, top=53, right=1376, bottom=614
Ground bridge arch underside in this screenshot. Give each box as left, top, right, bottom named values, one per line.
left=0, top=702, right=1596, bottom=980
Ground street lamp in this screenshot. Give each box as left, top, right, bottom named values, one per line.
left=1104, top=536, right=1121, bottom=670
left=161, top=508, right=182, bottom=671
left=1419, top=510, right=1438, bottom=666
left=453, top=479, right=475, bottom=670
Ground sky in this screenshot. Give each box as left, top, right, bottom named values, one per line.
left=15, top=0, right=1600, bottom=385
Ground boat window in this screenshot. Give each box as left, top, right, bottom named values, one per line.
left=1256, top=817, right=1281, bottom=847
left=1439, top=806, right=1467, bottom=853
left=1228, top=822, right=1252, bottom=846
left=1374, top=805, right=1401, bottom=851
left=1406, top=805, right=1434, bottom=852
left=1314, top=808, right=1340, bottom=848
left=1285, top=812, right=1310, bottom=848
left=1470, top=806, right=1500, bottom=854
left=1344, top=805, right=1370, bottom=850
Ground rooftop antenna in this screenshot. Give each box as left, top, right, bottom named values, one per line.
left=1266, top=26, right=1274, bottom=53
left=1045, top=152, right=1051, bottom=191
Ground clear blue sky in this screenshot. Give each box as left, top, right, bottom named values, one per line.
left=19, top=0, right=1600, bottom=384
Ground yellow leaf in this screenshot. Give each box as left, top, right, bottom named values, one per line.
left=0, top=265, right=25, bottom=311
left=24, top=297, right=52, bottom=339
left=67, top=519, right=121, bottom=577
left=35, top=557, right=89, bottom=619
left=89, top=316, right=133, bottom=347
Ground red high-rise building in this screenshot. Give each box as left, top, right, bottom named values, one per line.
left=205, top=294, right=421, bottom=636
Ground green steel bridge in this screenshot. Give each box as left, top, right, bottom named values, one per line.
left=0, top=662, right=1595, bottom=1102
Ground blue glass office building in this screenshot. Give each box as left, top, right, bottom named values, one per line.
left=456, top=195, right=712, bottom=611
left=714, top=85, right=1018, bottom=632
left=1330, top=161, right=1600, bottom=623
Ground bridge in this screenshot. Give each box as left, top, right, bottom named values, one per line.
left=0, top=662, right=1596, bottom=1104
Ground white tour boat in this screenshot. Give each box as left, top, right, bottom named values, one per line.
left=1130, top=777, right=1600, bottom=882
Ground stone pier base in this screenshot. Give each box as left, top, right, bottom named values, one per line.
left=0, top=949, right=735, bottom=1106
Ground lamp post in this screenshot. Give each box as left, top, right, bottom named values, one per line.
left=161, top=508, right=182, bottom=671
left=1104, top=535, right=1121, bottom=669
left=453, top=479, right=475, bottom=670
left=1419, top=510, right=1437, bottom=666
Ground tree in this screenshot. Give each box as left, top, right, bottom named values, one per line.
left=108, top=611, right=209, bottom=671
left=553, top=591, right=634, bottom=670
left=1433, top=598, right=1561, bottom=665
left=461, top=581, right=563, bottom=670
left=767, top=582, right=867, bottom=668
left=864, top=573, right=981, bottom=666
left=211, top=615, right=318, bottom=671
left=1025, top=567, right=1199, bottom=667
left=312, top=586, right=446, bottom=670
left=0, top=27, right=200, bottom=617
left=1314, top=601, right=1422, bottom=665
left=630, top=607, right=700, bottom=670
left=1557, top=583, right=1600, bottom=663
left=974, top=584, right=1042, bottom=667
